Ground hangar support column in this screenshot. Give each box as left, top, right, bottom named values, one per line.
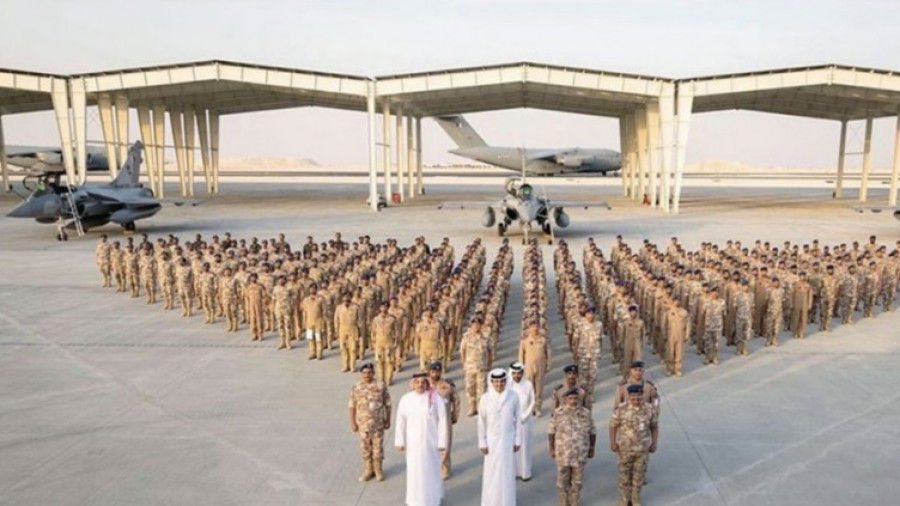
left=625, top=112, right=638, bottom=199
left=659, top=85, right=676, bottom=213
left=416, top=117, right=423, bottom=195
left=170, top=109, right=188, bottom=196
left=382, top=101, right=392, bottom=203
left=646, top=100, right=661, bottom=208
left=51, top=78, right=76, bottom=185
left=395, top=106, right=405, bottom=202
left=70, top=79, right=88, bottom=185
left=673, top=84, right=694, bottom=214
left=137, top=105, right=158, bottom=194
left=407, top=114, right=414, bottom=199
left=184, top=109, right=196, bottom=197
left=98, top=95, right=119, bottom=178
left=367, top=82, right=379, bottom=211
left=196, top=109, right=213, bottom=194
left=859, top=115, right=873, bottom=203
left=634, top=106, right=648, bottom=202
left=152, top=105, right=166, bottom=198
left=890, top=114, right=900, bottom=207
left=115, top=95, right=130, bottom=170
left=618, top=115, right=630, bottom=197
left=834, top=120, right=848, bottom=199
left=210, top=110, right=220, bottom=194
left=0, top=115, right=8, bottom=192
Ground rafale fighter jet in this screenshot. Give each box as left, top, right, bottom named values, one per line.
left=7, top=141, right=178, bottom=240
left=438, top=174, right=611, bottom=244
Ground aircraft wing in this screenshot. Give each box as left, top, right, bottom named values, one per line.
left=547, top=200, right=612, bottom=211
left=437, top=200, right=499, bottom=210
left=525, top=150, right=560, bottom=161
left=852, top=205, right=900, bottom=220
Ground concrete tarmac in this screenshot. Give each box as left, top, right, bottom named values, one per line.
left=1, top=181, right=899, bottom=505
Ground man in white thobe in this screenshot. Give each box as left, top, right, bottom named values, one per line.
left=509, top=362, right=535, bottom=481
left=478, top=368, right=523, bottom=506
left=396, top=372, right=449, bottom=506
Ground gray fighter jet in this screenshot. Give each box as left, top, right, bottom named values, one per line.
left=434, top=115, right=622, bottom=176
left=439, top=170, right=611, bottom=244
left=7, top=141, right=169, bottom=240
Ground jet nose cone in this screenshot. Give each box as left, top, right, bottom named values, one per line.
left=7, top=194, right=62, bottom=218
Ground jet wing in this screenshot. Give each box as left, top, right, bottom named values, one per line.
left=437, top=201, right=499, bottom=210
left=852, top=205, right=900, bottom=220
left=547, top=200, right=612, bottom=211
left=525, top=150, right=561, bottom=161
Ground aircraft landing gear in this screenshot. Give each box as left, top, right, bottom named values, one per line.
left=123, top=222, right=136, bottom=236
left=497, top=223, right=506, bottom=237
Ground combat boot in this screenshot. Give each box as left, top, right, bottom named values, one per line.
left=374, top=460, right=385, bottom=481
left=358, top=461, right=374, bottom=482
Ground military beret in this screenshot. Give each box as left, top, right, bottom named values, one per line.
left=585, top=306, right=596, bottom=313
left=412, top=372, right=428, bottom=379
left=631, top=360, right=644, bottom=369
left=563, top=364, right=579, bottom=373
left=359, top=363, right=374, bottom=372
left=626, top=384, right=644, bottom=394
left=429, top=361, right=443, bottom=371
left=628, top=305, right=638, bottom=311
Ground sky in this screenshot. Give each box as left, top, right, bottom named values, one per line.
left=2, top=0, right=900, bottom=168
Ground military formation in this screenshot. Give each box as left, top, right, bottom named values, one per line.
left=93, top=232, right=900, bottom=506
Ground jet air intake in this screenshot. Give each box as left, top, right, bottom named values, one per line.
left=553, top=208, right=570, bottom=228
left=481, top=207, right=496, bottom=228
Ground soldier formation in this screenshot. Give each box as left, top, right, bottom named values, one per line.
left=93, top=231, right=900, bottom=506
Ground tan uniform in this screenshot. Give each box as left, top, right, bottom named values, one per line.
left=335, top=303, right=361, bottom=371
left=610, top=403, right=658, bottom=506
left=550, top=404, right=596, bottom=506
left=459, top=328, right=492, bottom=416
left=96, top=241, right=111, bottom=287
left=302, top=294, right=325, bottom=359
left=519, top=331, right=550, bottom=415
left=620, top=318, right=644, bottom=377
left=245, top=282, right=266, bottom=340
left=370, top=314, right=397, bottom=385
left=348, top=380, right=391, bottom=480
left=415, top=317, right=444, bottom=372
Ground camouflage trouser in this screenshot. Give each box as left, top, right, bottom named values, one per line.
left=839, top=296, right=855, bottom=324
left=162, top=283, right=175, bottom=309
left=275, top=309, right=291, bottom=341
left=464, top=369, right=486, bottom=414
left=617, top=452, right=648, bottom=505
left=99, top=262, right=111, bottom=287
left=819, top=299, right=835, bottom=331
left=556, top=462, right=585, bottom=493
left=764, top=311, right=782, bottom=345
left=178, top=284, right=193, bottom=316
left=809, top=295, right=820, bottom=323
left=705, top=327, right=721, bottom=363
left=882, top=286, right=895, bottom=312
left=577, top=358, right=598, bottom=399
left=358, top=430, right=384, bottom=464
left=735, top=317, right=752, bottom=354
left=863, top=292, right=877, bottom=318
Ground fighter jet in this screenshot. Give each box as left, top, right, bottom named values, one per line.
left=852, top=205, right=900, bottom=221
left=434, top=115, right=622, bottom=176
left=7, top=141, right=172, bottom=240
left=438, top=171, right=611, bottom=244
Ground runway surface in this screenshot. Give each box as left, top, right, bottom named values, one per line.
left=1, top=180, right=899, bottom=505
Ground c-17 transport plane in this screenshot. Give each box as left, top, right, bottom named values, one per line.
left=7, top=141, right=181, bottom=240
left=434, top=115, right=622, bottom=176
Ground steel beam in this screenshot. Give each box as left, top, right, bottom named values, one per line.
left=395, top=106, right=404, bottom=202
left=659, top=85, right=676, bottom=213
left=196, top=109, right=213, bottom=194
left=416, top=117, right=423, bottom=195
left=646, top=100, right=661, bottom=209
left=50, top=79, right=76, bottom=186
left=169, top=108, right=187, bottom=196
left=406, top=114, right=414, bottom=199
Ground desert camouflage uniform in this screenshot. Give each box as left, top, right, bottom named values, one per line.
left=348, top=380, right=391, bottom=480
left=610, top=403, right=658, bottom=506
left=550, top=403, right=596, bottom=506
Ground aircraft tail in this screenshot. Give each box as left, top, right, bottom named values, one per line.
left=434, top=115, right=487, bottom=148
left=110, top=141, right=144, bottom=188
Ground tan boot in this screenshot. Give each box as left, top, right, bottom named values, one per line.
left=374, top=460, right=385, bottom=481
left=358, top=461, right=374, bottom=482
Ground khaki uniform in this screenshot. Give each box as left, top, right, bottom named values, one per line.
left=245, top=282, right=266, bottom=340
left=610, top=403, right=658, bottom=506
left=370, top=314, right=397, bottom=385
left=790, top=282, right=812, bottom=338
left=735, top=290, right=754, bottom=355
left=198, top=271, right=217, bottom=323
left=415, top=317, right=444, bottom=372
left=302, top=294, right=326, bottom=359
left=664, top=306, right=689, bottom=376
left=335, top=303, right=361, bottom=371
left=519, top=331, right=549, bottom=415
left=459, top=328, right=492, bottom=415
left=348, top=380, right=391, bottom=480
left=620, top=318, right=644, bottom=377
left=159, top=260, right=176, bottom=310
left=175, top=263, right=194, bottom=316
left=703, top=298, right=725, bottom=364
left=273, top=285, right=293, bottom=344
left=96, top=241, right=111, bottom=287
left=550, top=404, right=596, bottom=506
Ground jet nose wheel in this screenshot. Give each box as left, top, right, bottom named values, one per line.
left=497, top=223, right=506, bottom=237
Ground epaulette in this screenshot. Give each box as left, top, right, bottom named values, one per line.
left=446, top=379, right=456, bottom=388
left=554, top=384, right=564, bottom=391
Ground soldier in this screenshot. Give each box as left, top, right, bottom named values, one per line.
left=862, top=260, right=880, bottom=318
left=415, top=306, right=444, bottom=372
left=95, top=234, right=112, bottom=287
left=429, top=361, right=460, bottom=479
left=460, top=318, right=493, bottom=417
left=764, top=278, right=785, bottom=346
left=820, top=265, right=838, bottom=331
left=703, top=289, right=726, bottom=365
left=335, top=294, right=361, bottom=371
left=839, top=265, right=858, bottom=325
left=574, top=307, right=602, bottom=400
left=549, top=388, right=596, bottom=506
left=198, top=262, right=217, bottom=324
left=734, top=280, right=754, bottom=355
left=176, top=256, right=194, bottom=317
left=159, top=251, right=176, bottom=310
left=111, top=241, right=126, bottom=292
left=348, top=363, right=392, bottom=482
left=553, top=364, right=591, bottom=412
left=301, top=284, right=326, bottom=360
left=791, top=272, right=813, bottom=338
left=664, top=297, right=690, bottom=376
left=370, top=302, right=398, bottom=385
left=519, top=319, right=549, bottom=416
left=139, top=249, right=157, bottom=304
left=245, top=273, right=266, bottom=341
left=620, top=306, right=644, bottom=378
left=609, top=384, right=659, bottom=506
left=273, top=276, right=293, bottom=348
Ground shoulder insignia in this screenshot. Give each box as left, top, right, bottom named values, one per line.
left=554, top=384, right=564, bottom=391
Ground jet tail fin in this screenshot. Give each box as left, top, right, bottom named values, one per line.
left=110, top=141, right=144, bottom=188
left=434, top=115, right=487, bottom=148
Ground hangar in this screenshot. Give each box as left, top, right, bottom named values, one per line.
left=1, top=61, right=899, bottom=213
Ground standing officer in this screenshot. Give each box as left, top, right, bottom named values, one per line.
left=348, top=363, right=392, bottom=482
left=370, top=302, right=398, bottom=385
left=460, top=318, right=493, bottom=416
left=335, top=294, right=361, bottom=371
left=429, top=361, right=460, bottom=479
left=609, top=384, right=659, bottom=506
left=549, top=388, right=596, bottom=506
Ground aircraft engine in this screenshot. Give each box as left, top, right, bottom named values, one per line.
left=36, top=152, right=63, bottom=165
left=894, top=210, right=900, bottom=222
left=553, top=208, right=570, bottom=228
left=556, top=155, right=591, bottom=167
left=481, top=207, right=496, bottom=227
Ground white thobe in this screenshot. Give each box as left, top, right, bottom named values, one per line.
left=510, top=378, right=535, bottom=479
left=477, top=388, right=522, bottom=506
left=395, top=390, right=448, bottom=506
